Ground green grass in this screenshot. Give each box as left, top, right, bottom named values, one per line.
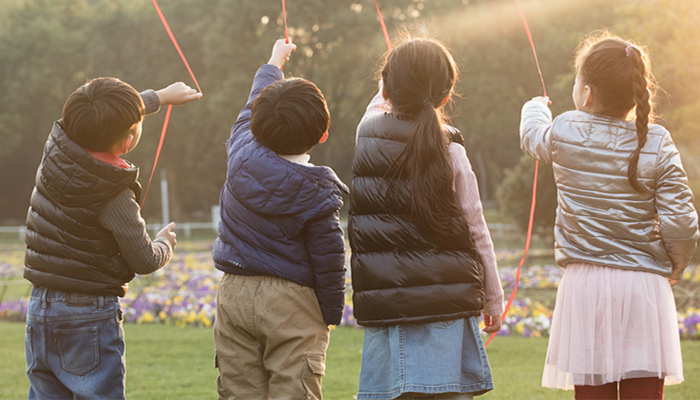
left=2, top=321, right=699, bottom=400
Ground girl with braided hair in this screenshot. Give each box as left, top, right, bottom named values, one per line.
left=520, top=31, right=698, bottom=399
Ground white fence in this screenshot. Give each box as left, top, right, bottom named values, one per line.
left=0, top=222, right=217, bottom=241
left=0, top=222, right=522, bottom=241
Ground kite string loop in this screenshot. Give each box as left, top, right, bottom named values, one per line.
left=151, top=0, right=201, bottom=93
left=143, top=0, right=202, bottom=208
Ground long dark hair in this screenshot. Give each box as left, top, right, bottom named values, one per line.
left=575, top=32, right=657, bottom=192
left=382, top=38, right=468, bottom=238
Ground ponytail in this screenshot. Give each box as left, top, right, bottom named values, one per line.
left=393, top=100, right=467, bottom=236
left=382, top=38, right=469, bottom=239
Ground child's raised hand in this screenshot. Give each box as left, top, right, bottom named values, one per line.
left=532, top=96, right=552, bottom=106
left=268, top=38, right=297, bottom=69
left=156, top=222, right=177, bottom=249
left=156, top=82, right=202, bottom=106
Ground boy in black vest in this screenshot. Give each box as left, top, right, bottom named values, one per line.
left=23, top=77, right=200, bottom=399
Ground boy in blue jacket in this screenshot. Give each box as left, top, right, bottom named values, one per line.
left=212, top=39, right=348, bottom=399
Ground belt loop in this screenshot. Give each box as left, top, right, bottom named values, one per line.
left=40, top=287, right=48, bottom=309
left=97, top=295, right=105, bottom=311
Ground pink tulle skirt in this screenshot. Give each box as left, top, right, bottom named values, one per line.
left=542, top=263, right=684, bottom=390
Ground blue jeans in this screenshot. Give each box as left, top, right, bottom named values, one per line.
left=25, top=287, right=126, bottom=400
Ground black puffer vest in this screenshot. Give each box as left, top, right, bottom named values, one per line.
left=349, top=112, right=484, bottom=327
left=24, top=122, right=141, bottom=297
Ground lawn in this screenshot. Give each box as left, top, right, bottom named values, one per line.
left=1, top=321, right=698, bottom=400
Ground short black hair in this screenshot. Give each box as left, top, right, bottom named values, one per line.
left=61, top=77, right=144, bottom=152
left=250, top=78, right=330, bottom=155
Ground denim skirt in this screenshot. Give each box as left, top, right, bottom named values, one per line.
left=357, top=317, right=494, bottom=400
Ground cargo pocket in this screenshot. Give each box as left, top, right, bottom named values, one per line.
left=301, top=354, right=326, bottom=400
left=55, top=326, right=100, bottom=376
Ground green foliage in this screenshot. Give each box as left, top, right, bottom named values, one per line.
left=496, top=154, right=557, bottom=234
left=0, top=0, right=698, bottom=224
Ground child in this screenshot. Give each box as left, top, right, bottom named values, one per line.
left=212, top=39, right=348, bottom=399
left=519, top=32, right=699, bottom=400
left=23, top=77, right=201, bottom=399
left=349, top=37, right=504, bottom=400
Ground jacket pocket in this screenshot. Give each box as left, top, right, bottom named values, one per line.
left=55, top=326, right=100, bottom=376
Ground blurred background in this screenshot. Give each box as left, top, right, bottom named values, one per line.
left=1, top=3, right=699, bottom=397
left=0, top=0, right=698, bottom=232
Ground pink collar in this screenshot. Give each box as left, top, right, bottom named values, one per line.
left=86, top=150, right=130, bottom=169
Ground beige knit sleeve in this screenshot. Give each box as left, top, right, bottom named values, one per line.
left=99, top=189, right=172, bottom=274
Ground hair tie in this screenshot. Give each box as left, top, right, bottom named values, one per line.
left=625, top=45, right=633, bottom=57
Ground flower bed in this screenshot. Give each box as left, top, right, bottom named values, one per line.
left=2, top=242, right=700, bottom=339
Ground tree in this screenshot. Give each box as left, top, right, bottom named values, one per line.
left=1, top=0, right=697, bottom=225
left=496, top=154, right=557, bottom=234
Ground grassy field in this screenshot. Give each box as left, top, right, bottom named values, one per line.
left=1, top=321, right=698, bottom=400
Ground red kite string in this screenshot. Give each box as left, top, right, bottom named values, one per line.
left=485, top=160, right=539, bottom=347
left=515, top=0, right=546, bottom=97
left=485, top=0, right=545, bottom=347
left=142, top=0, right=202, bottom=208
left=280, top=0, right=289, bottom=71
left=150, top=0, right=202, bottom=93
left=373, top=0, right=392, bottom=51
left=282, top=0, right=289, bottom=43
left=141, top=105, right=172, bottom=208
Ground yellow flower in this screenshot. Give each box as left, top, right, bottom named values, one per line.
left=140, top=311, right=154, bottom=323
left=187, top=310, right=197, bottom=323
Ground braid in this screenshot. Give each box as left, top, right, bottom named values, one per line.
left=626, top=46, right=651, bottom=192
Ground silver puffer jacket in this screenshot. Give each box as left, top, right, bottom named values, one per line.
left=520, top=100, right=698, bottom=279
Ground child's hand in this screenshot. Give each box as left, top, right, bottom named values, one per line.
left=156, top=222, right=177, bottom=249
left=668, top=277, right=681, bottom=286
left=482, top=313, right=502, bottom=334
left=156, top=82, right=202, bottom=106
left=268, top=39, right=297, bottom=69
left=532, top=96, right=552, bottom=106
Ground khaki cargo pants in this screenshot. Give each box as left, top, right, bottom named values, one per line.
left=213, top=274, right=330, bottom=400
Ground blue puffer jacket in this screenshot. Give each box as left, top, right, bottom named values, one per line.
left=212, top=64, right=348, bottom=325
